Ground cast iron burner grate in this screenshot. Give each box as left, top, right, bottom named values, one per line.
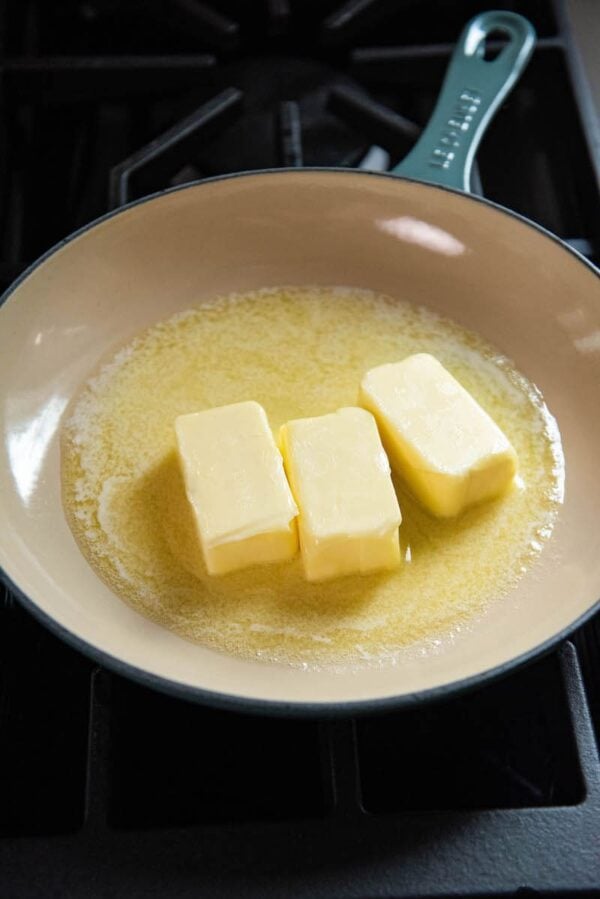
left=1, top=1, right=599, bottom=896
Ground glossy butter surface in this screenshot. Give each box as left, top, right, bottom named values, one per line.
left=62, top=287, right=563, bottom=666
left=360, top=354, right=518, bottom=517
left=280, top=407, right=401, bottom=581
left=175, top=401, right=298, bottom=575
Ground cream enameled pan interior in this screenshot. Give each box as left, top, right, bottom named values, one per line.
left=1, top=171, right=600, bottom=709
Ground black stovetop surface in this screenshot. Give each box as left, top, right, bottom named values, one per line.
left=1, top=1, right=599, bottom=896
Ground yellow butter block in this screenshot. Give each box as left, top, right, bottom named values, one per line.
left=175, top=401, right=298, bottom=575
left=359, top=354, right=518, bottom=518
left=280, top=407, right=402, bottom=582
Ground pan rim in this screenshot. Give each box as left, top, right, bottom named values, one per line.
left=2, top=562, right=599, bottom=717
left=1, top=166, right=599, bottom=716
left=1, top=168, right=598, bottom=318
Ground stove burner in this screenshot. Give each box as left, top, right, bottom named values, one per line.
left=110, top=56, right=387, bottom=206
left=205, top=57, right=371, bottom=172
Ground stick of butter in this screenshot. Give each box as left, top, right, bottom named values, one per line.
left=279, top=407, right=402, bottom=582
left=175, top=401, right=298, bottom=575
left=359, top=354, right=518, bottom=518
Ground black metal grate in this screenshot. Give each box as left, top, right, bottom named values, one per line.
left=109, top=677, right=326, bottom=829
left=1, top=0, right=599, bottom=895
left=0, top=596, right=92, bottom=837
left=358, top=652, right=584, bottom=813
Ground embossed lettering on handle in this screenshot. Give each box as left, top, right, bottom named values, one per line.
left=392, top=11, right=535, bottom=193
left=428, top=89, right=482, bottom=172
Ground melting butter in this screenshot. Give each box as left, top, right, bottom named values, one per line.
left=62, top=286, right=564, bottom=667
left=280, top=406, right=402, bottom=581
left=359, top=353, right=518, bottom=517
left=175, top=401, right=298, bottom=575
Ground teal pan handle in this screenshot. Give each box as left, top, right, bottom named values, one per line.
left=392, top=10, right=535, bottom=192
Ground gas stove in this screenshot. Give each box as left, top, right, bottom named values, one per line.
left=1, top=1, right=599, bottom=896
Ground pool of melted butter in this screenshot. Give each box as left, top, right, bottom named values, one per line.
left=62, top=287, right=564, bottom=666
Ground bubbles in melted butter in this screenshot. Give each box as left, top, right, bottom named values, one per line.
left=62, top=286, right=564, bottom=667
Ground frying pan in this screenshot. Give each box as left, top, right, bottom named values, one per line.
left=1, top=11, right=599, bottom=715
